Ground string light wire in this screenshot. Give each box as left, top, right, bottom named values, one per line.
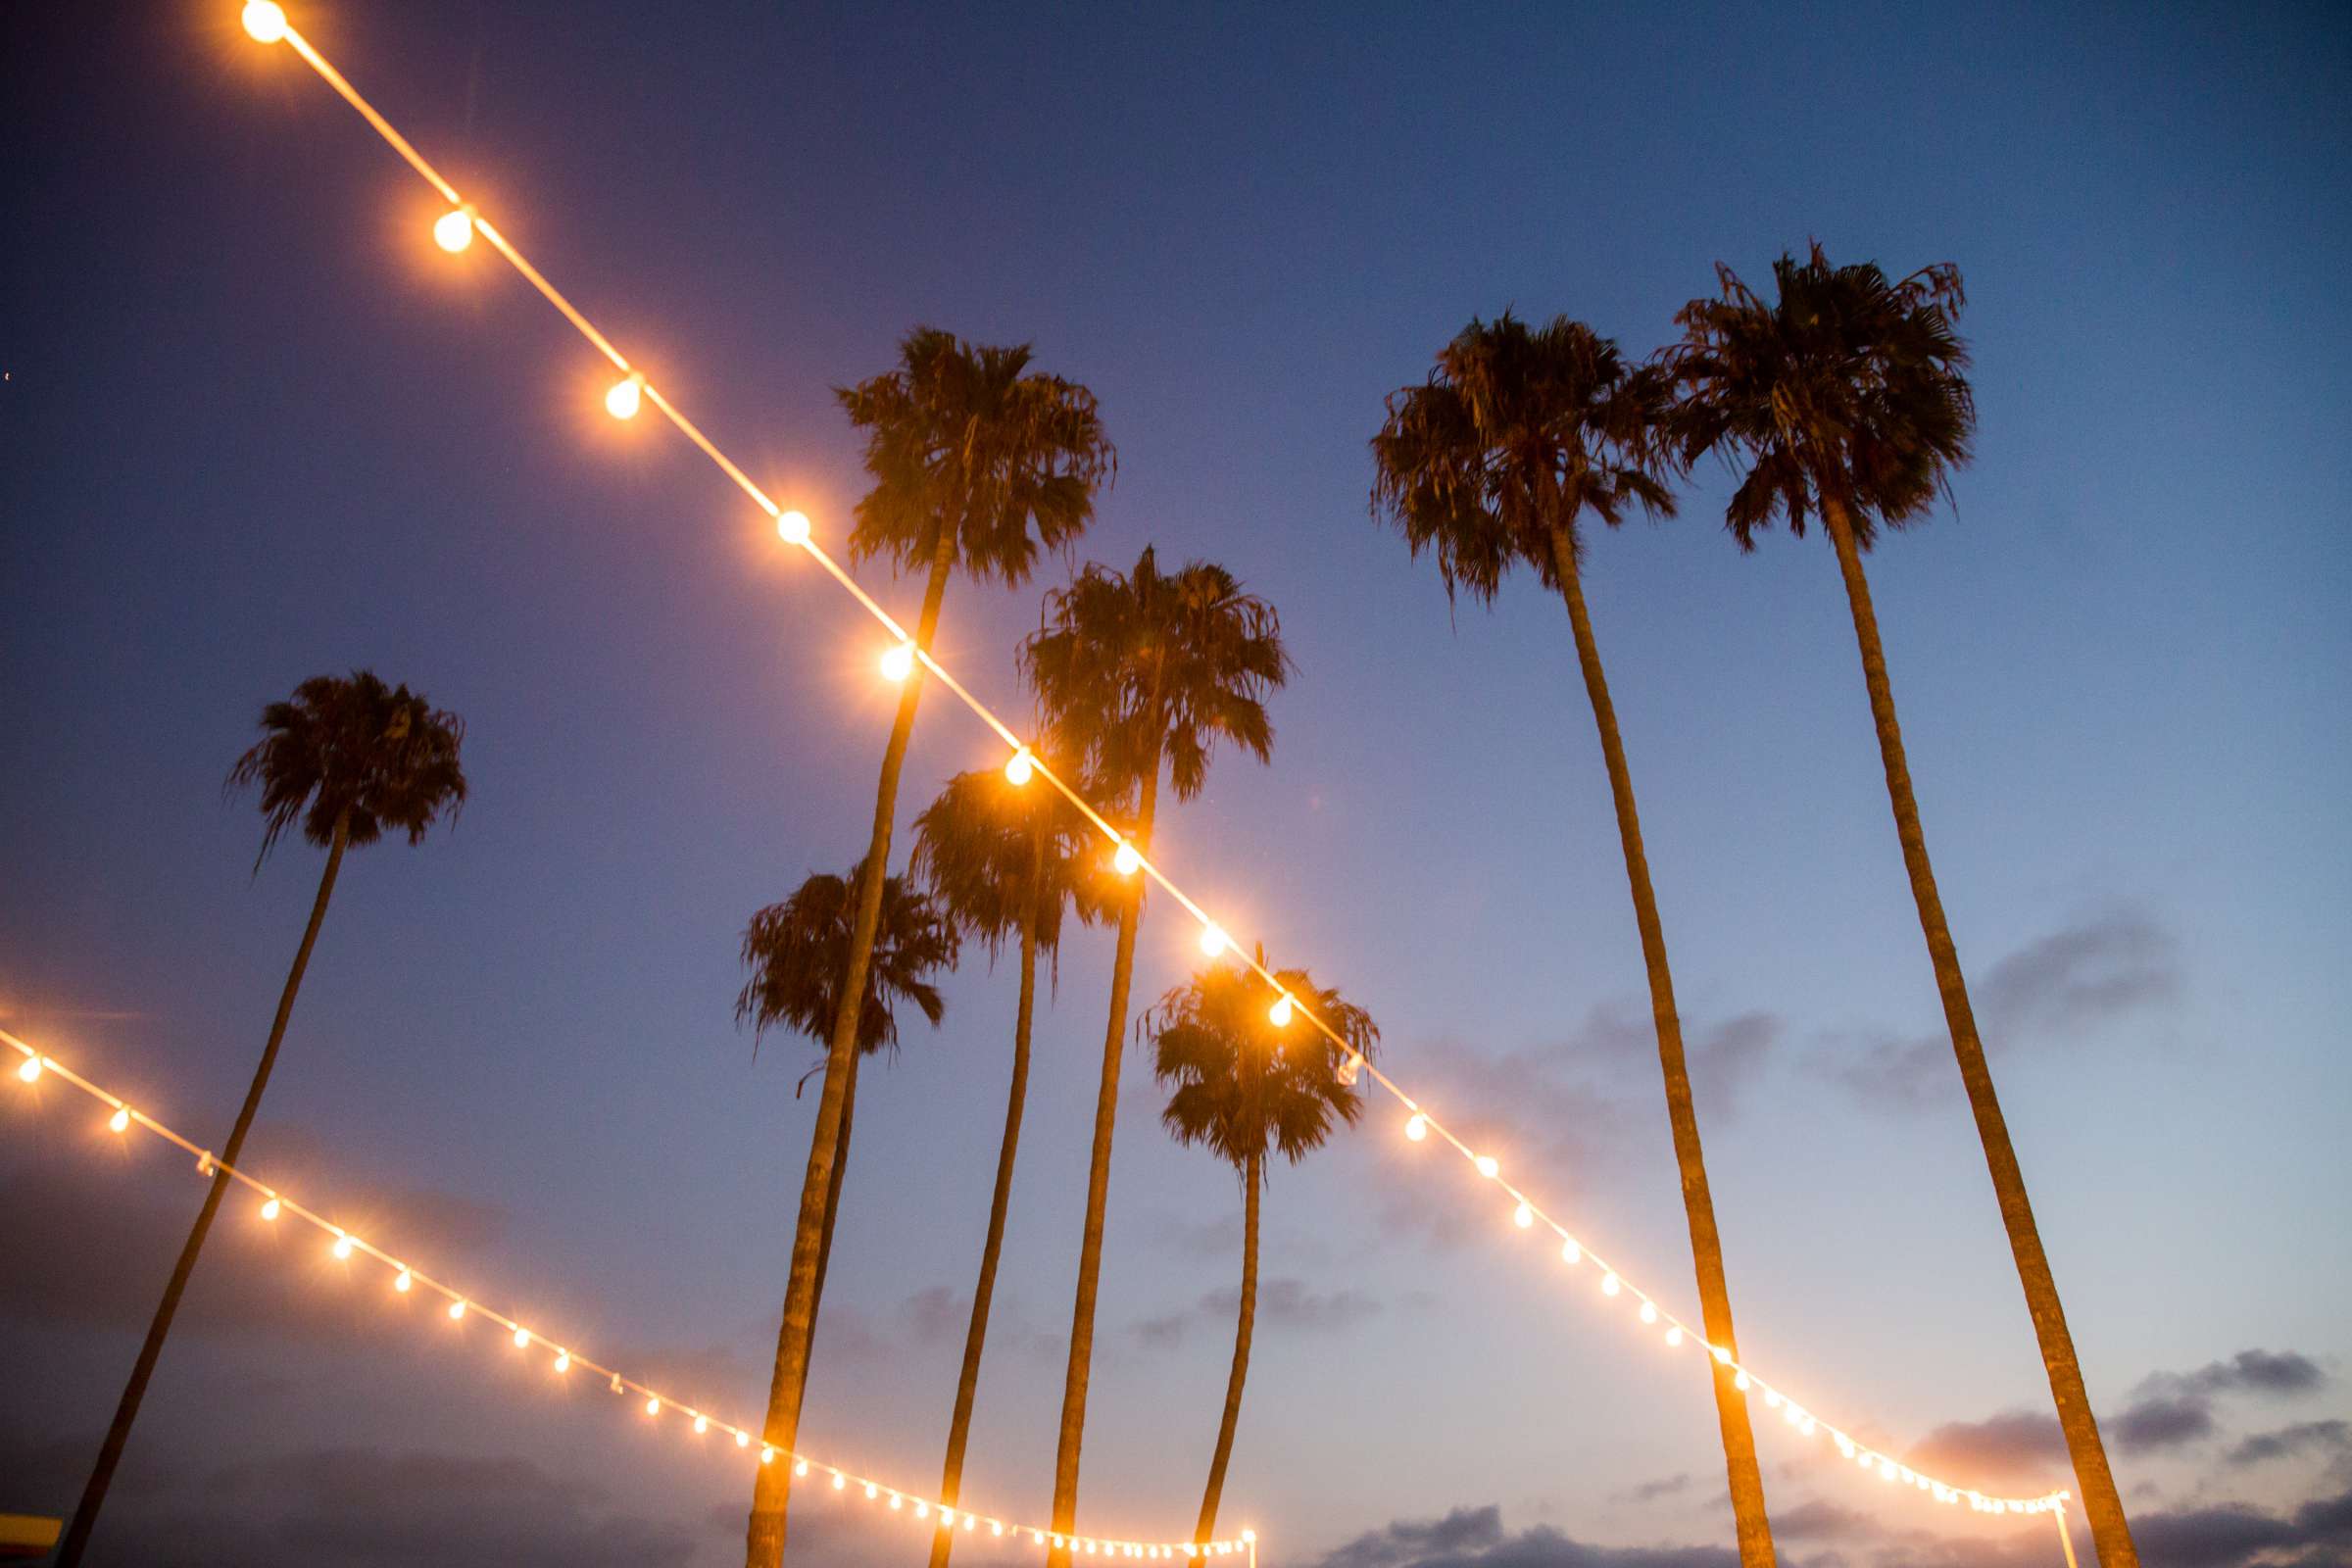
left=230, top=5, right=2067, bottom=1523
left=1, top=1025, right=1257, bottom=1560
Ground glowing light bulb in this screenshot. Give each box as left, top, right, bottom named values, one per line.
left=1764, top=1388, right=1783, bottom=1409
left=880, top=642, right=915, bottom=682
left=994, top=1522, right=1004, bottom=1537
left=1512, top=1201, right=1534, bottom=1229
left=196, top=1152, right=213, bottom=1176
left=1639, top=1300, right=1658, bottom=1324
left=889, top=1493, right=903, bottom=1511
left=1881, top=1460, right=1898, bottom=1481
left=914, top=1502, right=928, bottom=1520
left=110, top=1106, right=130, bottom=1133
left=1560, top=1238, right=1580, bottom=1264
left=332, top=1234, right=354, bottom=1259
left=610, top=1373, right=623, bottom=1394
left=606, top=372, right=645, bottom=419
left=788, top=1453, right=802, bottom=1471
left=394, top=1268, right=413, bottom=1293
left=241, top=1, right=288, bottom=43
left=646, top=1396, right=661, bottom=1416
left=1475, top=1154, right=1498, bottom=1179
left=1713, top=1346, right=1733, bottom=1365
left=16, top=1056, right=41, bottom=1083
left=1404, top=1113, right=1428, bottom=1141
left=1199, top=923, right=1229, bottom=957
left=1004, top=748, right=1035, bottom=786
left=1112, top=841, right=1142, bottom=875
left=1666, top=1326, right=1685, bottom=1347
left=832, top=1471, right=846, bottom=1491
left=736, top=1430, right=751, bottom=1448
left=1244, top=1532, right=1257, bottom=1544
left=777, top=509, right=811, bottom=546
left=513, top=1326, right=531, bottom=1348
left=433, top=205, right=475, bottom=253
left=865, top=1484, right=879, bottom=1500
left=693, top=1414, right=710, bottom=1434
left=260, top=1197, right=281, bottom=1221
left=966, top=1517, right=977, bottom=1532
left=1268, top=994, right=1293, bottom=1027
left=554, top=1350, right=570, bottom=1373
left=449, top=1299, right=467, bottom=1320
left=1601, top=1273, right=1621, bottom=1296
left=1734, top=1370, right=1751, bottom=1391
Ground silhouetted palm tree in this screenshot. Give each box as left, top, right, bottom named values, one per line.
left=60, top=671, right=466, bottom=1567
left=1022, top=547, right=1289, bottom=1565
left=1370, top=315, right=1777, bottom=1568
left=910, top=738, right=1108, bottom=1568
left=737, top=862, right=957, bottom=1419
left=1667, top=245, right=2137, bottom=1568
left=1148, top=957, right=1374, bottom=1550
left=746, top=328, right=1110, bottom=1568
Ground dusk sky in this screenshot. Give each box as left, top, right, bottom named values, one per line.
left=4, top=3, right=2349, bottom=1565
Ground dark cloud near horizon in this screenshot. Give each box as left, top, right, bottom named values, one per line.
left=1310, top=1504, right=1741, bottom=1568
left=2230, top=1420, right=2352, bottom=1467
left=1134, top=1276, right=1383, bottom=1350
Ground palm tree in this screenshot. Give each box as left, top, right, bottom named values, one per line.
left=1148, top=956, right=1375, bottom=1551
left=58, top=671, right=466, bottom=1567
left=746, top=328, right=1110, bottom=1568
left=909, top=738, right=1107, bottom=1568
left=1369, top=315, right=1778, bottom=1568
left=1666, top=245, right=2137, bottom=1568
left=736, top=861, right=958, bottom=1413
left=1022, top=547, right=1289, bottom=1565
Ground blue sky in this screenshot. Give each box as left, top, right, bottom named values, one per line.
left=3, top=2, right=2348, bottom=1565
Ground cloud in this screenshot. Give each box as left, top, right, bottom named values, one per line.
left=1307, top=1504, right=1740, bottom=1568
left=1615, top=1473, right=1692, bottom=1505
left=1905, top=1409, right=2069, bottom=1491
left=2230, top=1421, right=2352, bottom=1467
left=2110, top=1393, right=2220, bottom=1452
left=2128, top=1488, right=2352, bottom=1568
left=1133, top=1277, right=1382, bottom=1350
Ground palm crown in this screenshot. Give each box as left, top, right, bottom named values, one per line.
left=1369, top=313, right=1675, bottom=603
left=1666, top=243, right=1975, bottom=549
left=1021, top=546, right=1289, bottom=801
left=835, top=327, right=1116, bottom=584
left=225, top=669, right=466, bottom=866
left=909, top=742, right=1111, bottom=966
left=736, top=864, right=960, bottom=1060
left=1149, top=963, right=1376, bottom=1170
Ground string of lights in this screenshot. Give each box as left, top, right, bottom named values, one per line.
left=2, top=1025, right=1257, bottom=1562
left=229, top=0, right=2070, bottom=1525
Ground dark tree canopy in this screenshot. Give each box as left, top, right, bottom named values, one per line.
left=1369, top=313, right=1675, bottom=604
left=834, top=326, right=1116, bottom=585
left=735, top=863, right=959, bottom=1061
left=1021, top=545, right=1290, bottom=804
left=1666, top=243, right=1976, bottom=550
left=225, top=669, right=467, bottom=868
left=1148, top=962, right=1377, bottom=1172
left=909, top=733, right=1111, bottom=968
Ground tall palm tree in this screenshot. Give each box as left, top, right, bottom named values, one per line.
left=1022, top=547, right=1289, bottom=1565
left=59, top=671, right=466, bottom=1567
left=746, top=328, right=1110, bottom=1568
left=909, top=738, right=1107, bottom=1568
left=1369, top=315, right=1778, bottom=1568
left=1148, top=956, right=1375, bottom=1551
left=1666, top=245, right=2137, bottom=1568
left=736, top=861, right=958, bottom=1412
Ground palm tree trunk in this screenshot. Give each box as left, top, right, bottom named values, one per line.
left=747, top=530, right=957, bottom=1568
left=58, top=809, right=352, bottom=1568
left=1193, top=1147, right=1259, bottom=1552
left=1047, top=756, right=1161, bottom=1567
left=793, top=1054, right=858, bottom=1428
left=1819, top=494, right=2137, bottom=1568
left=929, top=834, right=1045, bottom=1568
left=1549, top=524, right=1777, bottom=1568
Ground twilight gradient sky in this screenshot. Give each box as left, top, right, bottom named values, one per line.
left=4, top=3, right=2350, bottom=1565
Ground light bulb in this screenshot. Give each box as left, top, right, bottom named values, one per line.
left=646, top=1396, right=661, bottom=1416
left=513, top=1326, right=531, bottom=1348
left=966, top=1517, right=977, bottom=1532
left=865, top=1484, right=879, bottom=1500
left=1666, top=1325, right=1685, bottom=1347
left=1404, top=1113, right=1428, bottom=1142
left=605, top=372, right=645, bottom=419
left=777, top=509, right=811, bottom=546
left=110, top=1106, right=130, bottom=1133
left=694, top=1415, right=710, bottom=1434
left=16, top=1056, right=40, bottom=1083
left=1474, top=1154, right=1498, bottom=1179
left=1004, top=748, right=1035, bottom=786
left=332, top=1234, right=354, bottom=1259
left=1713, top=1346, right=1733, bottom=1365
left=450, top=1299, right=467, bottom=1320
left=1560, top=1238, right=1580, bottom=1264
left=1734, top=1370, right=1750, bottom=1391
left=1601, top=1273, right=1621, bottom=1297
left=736, top=1430, right=751, bottom=1448
left=880, top=643, right=915, bottom=682
left=260, top=1196, right=281, bottom=1221
left=994, top=1522, right=1004, bottom=1537
left=832, top=1471, right=846, bottom=1491
left=1243, top=1532, right=1256, bottom=1544
left=889, top=1494, right=903, bottom=1511
left=433, top=205, right=475, bottom=253
left=196, top=1152, right=213, bottom=1175
left=1112, top=841, right=1142, bottom=875
left=787, top=1453, right=801, bottom=1471
left=1199, top=924, right=1228, bottom=957
left=1764, top=1389, right=1783, bottom=1409
left=1512, top=1201, right=1534, bottom=1229
left=1268, top=995, right=1293, bottom=1027
left=240, top=1, right=288, bottom=43
left=610, top=1373, right=623, bottom=1394
left=1639, top=1300, right=1658, bottom=1324
left=554, top=1350, right=570, bottom=1373
left=394, top=1268, right=413, bottom=1293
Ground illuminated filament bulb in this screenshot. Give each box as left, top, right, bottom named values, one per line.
left=1268, top=994, right=1294, bottom=1027
left=693, top=1414, right=710, bottom=1434
left=394, top=1268, right=413, bottom=1293
left=736, top=1430, right=751, bottom=1448
left=1474, top=1154, right=1499, bottom=1179
left=109, top=1106, right=131, bottom=1134
left=1764, top=1388, right=1783, bottom=1409
left=605, top=372, right=645, bottom=420
left=331, top=1234, right=354, bottom=1260
left=865, top=1484, right=879, bottom=1500
left=1665, top=1325, right=1685, bottom=1347
left=646, top=1396, right=662, bottom=1416
left=1734, top=1370, right=1751, bottom=1391
left=16, top=1056, right=41, bottom=1083
left=889, top=1494, right=903, bottom=1511
left=777, top=509, right=811, bottom=546
left=240, top=1, right=288, bottom=43
left=880, top=642, right=916, bottom=682
left=1112, top=841, right=1142, bottom=876
left=259, top=1196, right=281, bottom=1221
left=433, top=205, right=476, bottom=253
left=1199, top=923, right=1229, bottom=957
left=449, top=1299, right=466, bottom=1320
left=513, top=1326, right=531, bottom=1349
left=1404, top=1112, right=1428, bottom=1142
left=791, top=1456, right=806, bottom=1475
left=1004, top=748, right=1035, bottom=786
left=1601, top=1272, right=1622, bottom=1297
left=1639, top=1300, right=1658, bottom=1324
left=832, top=1472, right=847, bottom=1491
left=554, top=1350, right=570, bottom=1373
left=1512, top=1201, right=1534, bottom=1230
